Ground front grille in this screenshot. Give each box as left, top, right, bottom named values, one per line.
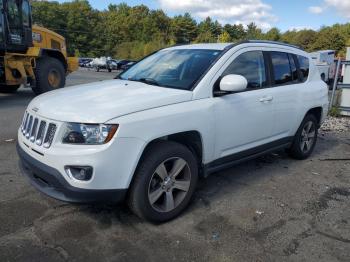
left=43, top=123, right=57, bottom=148
left=20, top=111, right=57, bottom=149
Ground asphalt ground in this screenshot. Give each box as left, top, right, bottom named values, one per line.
left=0, top=68, right=349, bottom=262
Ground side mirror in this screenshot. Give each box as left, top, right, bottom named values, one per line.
left=220, top=74, right=248, bottom=93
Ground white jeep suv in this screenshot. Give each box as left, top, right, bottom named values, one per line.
left=17, top=41, right=329, bottom=222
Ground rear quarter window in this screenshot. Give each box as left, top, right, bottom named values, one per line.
left=297, top=55, right=310, bottom=82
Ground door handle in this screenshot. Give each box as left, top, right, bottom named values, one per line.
left=259, top=96, right=273, bottom=103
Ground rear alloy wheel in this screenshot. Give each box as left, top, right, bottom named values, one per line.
left=288, top=114, right=318, bottom=160
left=128, top=141, right=198, bottom=222
left=299, top=121, right=316, bottom=154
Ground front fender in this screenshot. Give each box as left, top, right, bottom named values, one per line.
left=106, top=99, right=216, bottom=164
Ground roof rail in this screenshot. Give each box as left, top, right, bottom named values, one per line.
left=240, top=40, right=303, bottom=50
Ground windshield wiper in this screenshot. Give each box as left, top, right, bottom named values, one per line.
left=128, top=77, right=160, bottom=86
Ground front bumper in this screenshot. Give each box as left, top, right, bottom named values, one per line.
left=17, top=143, right=127, bottom=203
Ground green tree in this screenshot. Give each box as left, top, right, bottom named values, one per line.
left=218, top=31, right=231, bottom=43
left=281, top=30, right=298, bottom=44
left=293, top=30, right=317, bottom=51
left=31, top=1, right=350, bottom=59
left=170, top=13, right=197, bottom=44
left=31, top=1, right=66, bottom=32
left=310, top=27, right=345, bottom=54
left=195, top=32, right=216, bottom=43
left=246, top=22, right=262, bottom=40
left=264, top=27, right=281, bottom=41
left=198, top=17, right=222, bottom=38
left=223, top=24, right=246, bottom=41
left=62, top=1, right=99, bottom=55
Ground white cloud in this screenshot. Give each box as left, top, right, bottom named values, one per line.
left=308, top=6, right=323, bottom=14
left=158, top=0, right=278, bottom=30
left=311, top=0, right=350, bottom=19
left=288, top=26, right=315, bottom=31
left=324, top=0, right=350, bottom=18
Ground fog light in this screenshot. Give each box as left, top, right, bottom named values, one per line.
left=65, top=166, right=93, bottom=181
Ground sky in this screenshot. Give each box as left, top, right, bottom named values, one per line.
left=54, top=0, right=350, bottom=32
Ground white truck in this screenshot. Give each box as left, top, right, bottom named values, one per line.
left=310, top=50, right=336, bottom=83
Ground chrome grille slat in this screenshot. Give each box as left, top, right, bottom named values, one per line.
left=30, top=118, right=39, bottom=142
left=36, top=121, right=46, bottom=146
left=25, top=116, right=33, bottom=138
left=20, top=112, right=57, bottom=149
left=22, top=113, right=29, bottom=134
left=43, top=123, right=57, bottom=148
left=21, top=112, right=28, bottom=131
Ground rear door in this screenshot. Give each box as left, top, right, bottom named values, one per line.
left=267, top=51, right=301, bottom=139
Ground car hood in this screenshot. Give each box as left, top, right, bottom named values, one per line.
left=28, top=80, right=193, bottom=123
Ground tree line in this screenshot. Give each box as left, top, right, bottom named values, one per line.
left=32, top=0, right=350, bottom=59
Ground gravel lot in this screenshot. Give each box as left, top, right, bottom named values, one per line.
left=0, top=69, right=349, bottom=262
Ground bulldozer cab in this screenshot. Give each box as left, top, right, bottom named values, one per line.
left=0, top=0, right=32, bottom=53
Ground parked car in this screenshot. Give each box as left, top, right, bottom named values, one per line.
left=117, top=59, right=133, bottom=70
left=93, top=57, right=119, bottom=72
left=85, top=60, right=94, bottom=68
left=106, top=59, right=119, bottom=72
left=79, top=58, right=92, bottom=67
left=120, top=61, right=136, bottom=71
left=17, top=41, right=329, bottom=222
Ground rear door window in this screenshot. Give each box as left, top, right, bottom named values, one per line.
left=270, top=52, right=293, bottom=85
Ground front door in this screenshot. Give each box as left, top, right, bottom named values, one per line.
left=213, top=50, right=275, bottom=160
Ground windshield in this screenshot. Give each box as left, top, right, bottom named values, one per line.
left=119, top=49, right=222, bottom=90
left=6, top=0, right=23, bottom=44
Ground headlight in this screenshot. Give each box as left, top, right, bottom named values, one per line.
left=62, top=123, right=118, bottom=145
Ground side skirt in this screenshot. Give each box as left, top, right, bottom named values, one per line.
left=203, top=137, right=293, bottom=177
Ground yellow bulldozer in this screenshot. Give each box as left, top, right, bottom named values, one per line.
left=0, top=0, right=78, bottom=95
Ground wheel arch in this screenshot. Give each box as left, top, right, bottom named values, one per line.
left=131, top=130, right=204, bottom=185
left=39, top=49, right=67, bottom=71
left=306, top=107, right=323, bottom=127
left=144, top=131, right=203, bottom=163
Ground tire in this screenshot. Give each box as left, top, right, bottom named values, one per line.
left=288, top=114, right=318, bottom=160
left=0, top=84, right=20, bottom=93
left=108, top=68, right=112, bottom=73
left=32, top=57, right=66, bottom=95
left=128, top=141, right=198, bottom=223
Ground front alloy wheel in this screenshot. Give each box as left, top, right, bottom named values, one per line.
left=148, top=157, right=191, bottom=213
left=128, top=141, right=198, bottom=222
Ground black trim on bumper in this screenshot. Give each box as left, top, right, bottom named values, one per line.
left=17, top=143, right=127, bottom=203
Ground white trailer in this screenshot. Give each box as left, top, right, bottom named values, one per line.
left=310, top=50, right=336, bottom=83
